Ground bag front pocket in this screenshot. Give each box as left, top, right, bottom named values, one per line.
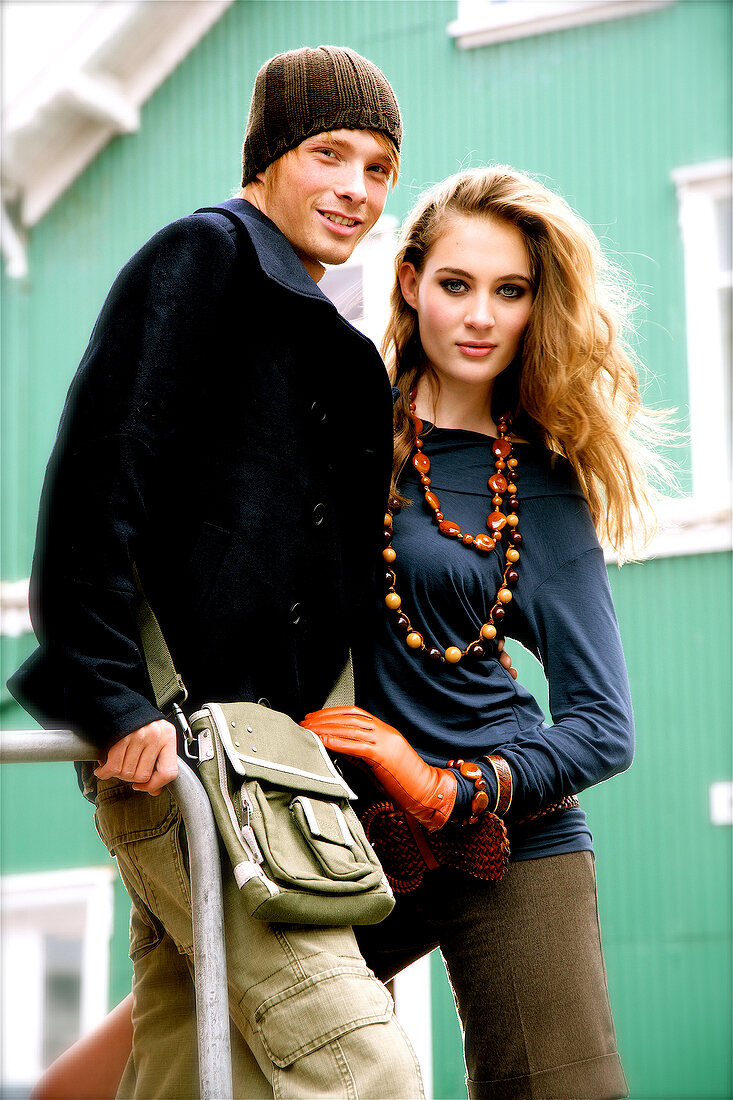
left=249, top=783, right=384, bottom=894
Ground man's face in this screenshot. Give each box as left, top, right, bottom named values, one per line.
left=258, top=129, right=393, bottom=280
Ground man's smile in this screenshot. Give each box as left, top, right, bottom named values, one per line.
left=317, top=209, right=361, bottom=231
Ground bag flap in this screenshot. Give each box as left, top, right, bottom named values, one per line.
left=191, top=702, right=356, bottom=800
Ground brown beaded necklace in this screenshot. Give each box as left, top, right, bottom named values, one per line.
left=382, top=391, right=522, bottom=665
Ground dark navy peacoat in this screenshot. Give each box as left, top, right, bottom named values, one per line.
left=9, top=200, right=394, bottom=747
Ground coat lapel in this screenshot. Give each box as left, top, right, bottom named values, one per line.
left=197, top=198, right=332, bottom=303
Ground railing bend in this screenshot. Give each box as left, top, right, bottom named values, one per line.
left=0, top=729, right=233, bottom=1100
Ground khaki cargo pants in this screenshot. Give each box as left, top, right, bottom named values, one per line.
left=92, top=776, right=424, bottom=1100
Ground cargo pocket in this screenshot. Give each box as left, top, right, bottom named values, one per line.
left=94, top=781, right=193, bottom=955
left=252, top=966, right=393, bottom=1069
left=128, top=883, right=162, bottom=963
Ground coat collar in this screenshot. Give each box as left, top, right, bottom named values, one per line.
left=201, top=198, right=332, bottom=304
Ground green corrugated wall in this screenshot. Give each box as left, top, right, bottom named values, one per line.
left=2, top=3, right=730, bottom=1097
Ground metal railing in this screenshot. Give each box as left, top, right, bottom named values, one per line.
left=1, top=730, right=233, bottom=1100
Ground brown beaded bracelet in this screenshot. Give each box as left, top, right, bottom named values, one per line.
left=446, top=758, right=491, bottom=825
left=484, top=754, right=513, bottom=817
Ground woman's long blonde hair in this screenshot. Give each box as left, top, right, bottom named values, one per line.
left=383, top=166, right=672, bottom=556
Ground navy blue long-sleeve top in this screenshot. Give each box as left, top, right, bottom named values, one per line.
left=357, top=424, right=634, bottom=860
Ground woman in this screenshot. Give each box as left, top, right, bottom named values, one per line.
left=302, top=166, right=670, bottom=1099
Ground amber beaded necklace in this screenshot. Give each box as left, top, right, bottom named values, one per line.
left=382, top=391, right=522, bottom=665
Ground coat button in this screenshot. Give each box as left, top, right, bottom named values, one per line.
left=290, top=602, right=303, bottom=625
left=312, top=503, right=326, bottom=526
left=310, top=401, right=328, bottom=424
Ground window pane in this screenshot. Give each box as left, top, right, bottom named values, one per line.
left=720, top=285, right=732, bottom=473
left=319, top=265, right=364, bottom=322
left=715, top=196, right=733, bottom=272
left=42, top=936, right=82, bottom=1067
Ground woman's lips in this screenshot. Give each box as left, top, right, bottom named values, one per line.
left=457, top=343, right=496, bottom=358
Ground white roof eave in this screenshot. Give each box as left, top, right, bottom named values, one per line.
left=2, top=0, right=235, bottom=228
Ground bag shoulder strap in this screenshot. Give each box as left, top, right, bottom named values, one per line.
left=132, top=567, right=354, bottom=713
left=323, top=652, right=354, bottom=708
left=132, top=565, right=188, bottom=714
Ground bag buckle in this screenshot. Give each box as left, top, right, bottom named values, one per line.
left=170, top=702, right=198, bottom=761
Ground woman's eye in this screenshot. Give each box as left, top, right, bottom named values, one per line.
left=498, top=284, right=524, bottom=299
left=441, top=279, right=467, bottom=294
left=368, top=164, right=389, bottom=177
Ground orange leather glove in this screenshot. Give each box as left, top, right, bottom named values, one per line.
left=300, top=706, right=457, bottom=831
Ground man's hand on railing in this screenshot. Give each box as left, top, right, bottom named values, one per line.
left=94, top=719, right=178, bottom=795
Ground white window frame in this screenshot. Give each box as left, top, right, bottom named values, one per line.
left=672, top=160, right=732, bottom=502
left=1, top=866, right=115, bottom=1090
left=0, top=576, right=32, bottom=636
left=642, top=157, right=733, bottom=561
left=447, top=0, right=673, bottom=50
left=393, top=955, right=434, bottom=1098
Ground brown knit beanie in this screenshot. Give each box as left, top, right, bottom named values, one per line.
left=241, top=45, right=402, bottom=186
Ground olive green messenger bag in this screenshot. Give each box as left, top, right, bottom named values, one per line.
left=132, top=572, right=394, bottom=926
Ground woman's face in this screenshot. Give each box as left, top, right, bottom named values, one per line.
left=399, top=213, right=534, bottom=396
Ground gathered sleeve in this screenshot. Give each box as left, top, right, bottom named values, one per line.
left=491, top=517, right=635, bottom=816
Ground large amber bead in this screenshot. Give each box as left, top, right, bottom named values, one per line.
left=385, top=592, right=402, bottom=610
left=412, top=453, right=431, bottom=474
left=474, top=534, right=496, bottom=552
left=438, top=520, right=462, bottom=537
left=488, top=473, right=508, bottom=493
left=406, top=631, right=424, bottom=649
left=487, top=511, right=507, bottom=533
left=444, top=646, right=463, bottom=663
left=491, top=438, right=511, bottom=459
left=425, top=490, right=440, bottom=511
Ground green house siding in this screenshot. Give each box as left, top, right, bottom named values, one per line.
left=2, top=3, right=730, bottom=1097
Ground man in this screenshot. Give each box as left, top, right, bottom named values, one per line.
left=10, top=45, right=424, bottom=1099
